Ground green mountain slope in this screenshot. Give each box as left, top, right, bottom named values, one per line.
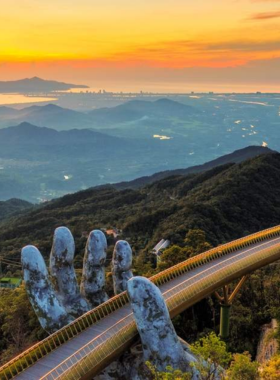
left=1, top=152, right=280, bottom=262
left=1, top=153, right=280, bottom=362
left=0, top=199, right=33, bottom=222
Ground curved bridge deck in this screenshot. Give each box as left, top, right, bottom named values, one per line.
left=1, top=226, right=280, bottom=380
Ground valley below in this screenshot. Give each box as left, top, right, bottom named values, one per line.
left=0, top=90, right=279, bottom=203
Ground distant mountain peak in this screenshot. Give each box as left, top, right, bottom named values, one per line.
left=30, top=76, right=44, bottom=81
left=17, top=121, right=40, bottom=128
left=37, top=103, right=62, bottom=111
left=155, top=98, right=177, bottom=104
left=0, top=77, right=89, bottom=93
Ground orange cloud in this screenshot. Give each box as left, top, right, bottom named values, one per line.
left=249, top=11, right=280, bottom=20
left=1, top=36, right=280, bottom=70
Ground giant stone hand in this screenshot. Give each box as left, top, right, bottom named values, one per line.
left=22, top=227, right=109, bottom=334
left=22, top=227, right=205, bottom=379
left=127, top=276, right=190, bottom=372
left=97, top=276, right=199, bottom=379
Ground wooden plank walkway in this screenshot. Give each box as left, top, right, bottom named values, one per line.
left=15, top=236, right=280, bottom=379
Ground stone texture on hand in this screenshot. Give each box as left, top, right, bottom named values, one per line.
left=21, top=228, right=109, bottom=334
left=22, top=245, right=73, bottom=333
left=127, top=276, right=190, bottom=373
left=22, top=229, right=204, bottom=379
left=112, top=240, right=133, bottom=295
left=80, top=230, right=109, bottom=307
left=50, top=227, right=90, bottom=317
left=97, top=276, right=199, bottom=380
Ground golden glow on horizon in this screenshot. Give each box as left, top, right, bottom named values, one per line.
left=1, top=0, right=280, bottom=83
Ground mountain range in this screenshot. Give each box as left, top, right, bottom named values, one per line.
left=0, top=122, right=165, bottom=201
left=0, top=77, right=88, bottom=93
left=107, top=145, right=275, bottom=190
left=0, top=122, right=119, bottom=145
left=0, top=199, right=32, bottom=222
left=87, top=98, right=199, bottom=125
left=0, top=133, right=274, bottom=202
left=0, top=96, right=278, bottom=203
left=1, top=152, right=279, bottom=262
left=1, top=152, right=280, bottom=365
left=0, top=98, right=197, bottom=130
left=0, top=104, right=92, bottom=130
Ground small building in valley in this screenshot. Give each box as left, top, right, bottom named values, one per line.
left=152, top=239, right=170, bottom=263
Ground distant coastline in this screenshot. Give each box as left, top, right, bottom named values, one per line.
left=0, top=77, right=88, bottom=93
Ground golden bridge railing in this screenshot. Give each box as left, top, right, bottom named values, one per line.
left=41, top=240, right=280, bottom=379
left=1, top=225, right=280, bottom=379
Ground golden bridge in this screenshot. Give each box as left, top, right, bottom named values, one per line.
left=1, top=226, right=280, bottom=380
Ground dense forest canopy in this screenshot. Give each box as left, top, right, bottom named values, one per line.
left=1, top=153, right=280, bottom=365
left=1, top=153, right=280, bottom=263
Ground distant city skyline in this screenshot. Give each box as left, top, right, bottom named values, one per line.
left=1, top=0, right=280, bottom=90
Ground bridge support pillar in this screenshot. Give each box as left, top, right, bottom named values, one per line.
left=220, top=304, right=231, bottom=339
left=214, top=276, right=248, bottom=339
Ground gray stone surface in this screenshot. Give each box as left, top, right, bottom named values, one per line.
left=80, top=230, right=109, bottom=307
left=96, top=339, right=199, bottom=380
left=50, top=227, right=89, bottom=317
left=21, top=245, right=73, bottom=334
left=22, top=232, right=215, bottom=379
left=112, top=240, right=133, bottom=295
left=127, top=276, right=191, bottom=373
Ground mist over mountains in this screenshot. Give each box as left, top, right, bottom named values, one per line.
left=0, top=98, right=197, bottom=130
left=87, top=98, right=199, bottom=125
left=0, top=93, right=279, bottom=203
left=0, top=122, right=119, bottom=145
left=0, top=118, right=274, bottom=203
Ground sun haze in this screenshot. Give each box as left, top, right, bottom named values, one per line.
left=1, top=0, right=280, bottom=91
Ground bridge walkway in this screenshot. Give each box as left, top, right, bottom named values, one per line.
left=13, top=236, right=280, bottom=379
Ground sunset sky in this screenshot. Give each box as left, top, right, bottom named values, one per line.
left=1, top=0, right=280, bottom=91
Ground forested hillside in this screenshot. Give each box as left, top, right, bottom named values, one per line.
left=0, top=199, right=33, bottom=222
left=104, top=145, right=275, bottom=190
left=1, top=153, right=280, bottom=262
left=1, top=153, right=280, bottom=363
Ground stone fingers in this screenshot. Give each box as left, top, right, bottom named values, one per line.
left=127, top=276, right=190, bottom=373
left=80, top=230, right=109, bottom=307
left=112, top=240, right=133, bottom=295
left=21, top=245, right=73, bottom=334
left=50, top=227, right=90, bottom=317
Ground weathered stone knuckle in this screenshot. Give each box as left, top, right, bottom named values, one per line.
left=112, top=240, right=133, bottom=295
left=80, top=229, right=108, bottom=307
left=50, top=226, right=90, bottom=317
left=21, top=244, right=72, bottom=334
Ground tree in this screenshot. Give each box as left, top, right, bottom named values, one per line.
left=190, top=332, right=231, bottom=379
left=157, top=230, right=212, bottom=271
left=226, top=352, right=259, bottom=380
left=157, top=245, right=192, bottom=271
left=261, top=354, right=280, bottom=379
left=146, top=362, right=192, bottom=380
left=184, top=229, right=212, bottom=257
left=0, top=286, right=45, bottom=364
